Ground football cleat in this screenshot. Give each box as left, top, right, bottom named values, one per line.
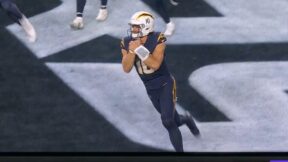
left=170, top=0, right=179, bottom=6
left=70, top=17, right=84, bottom=30
left=185, top=111, right=200, bottom=137
left=96, top=9, right=108, bottom=21
left=164, top=21, right=175, bottom=37
left=19, top=15, right=37, bottom=43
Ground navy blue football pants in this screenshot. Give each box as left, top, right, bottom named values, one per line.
left=146, top=76, right=185, bottom=152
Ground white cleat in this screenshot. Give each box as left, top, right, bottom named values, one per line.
left=19, top=15, right=37, bottom=43
left=164, top=21, right=175, bottom=37
left=70, top=17, right=84, bottom=30
left=96, top=9, right=108, bottom=21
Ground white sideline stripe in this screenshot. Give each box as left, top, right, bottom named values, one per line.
left=45, top=63, right=194, bottom=151
left=168, top=0, right=288, bottom=44
left=47, top=62, right=288, bottom=151
left=189, top=62, right=288, bottom=151
left=5, top=0, right=159, bottom=58
left=6, top=0, right=288, bottom=58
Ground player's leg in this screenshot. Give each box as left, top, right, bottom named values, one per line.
left=147, top=89, right=161, bottom=114
left=0, top=0, right=36, bottom=42
left=155, top=0, right=175, bottom=36
left=147, top=85, right=183, bottom=152
left=159, top=77, right=184, bottom=152
left=0, top=0, right=22, bottom=24
left=175, top=110, right=200, bottom=137
left=171, top=77, right=200, bottom=137
left=96, top=0, right=108, bottom=21
left=76, top=0, right=86, bottom=17
left=71, top=0, right=86, bottom=29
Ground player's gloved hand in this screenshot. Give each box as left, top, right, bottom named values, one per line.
left=134, top=45, right=150, bottom=61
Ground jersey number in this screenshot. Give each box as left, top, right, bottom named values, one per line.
left=136, top=60, right=155, bottom=74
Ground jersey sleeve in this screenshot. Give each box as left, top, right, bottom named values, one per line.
left=157, top=33, right=167, bottom=44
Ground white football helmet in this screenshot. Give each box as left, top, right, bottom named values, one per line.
left=129, top=11, right=154, bottom=38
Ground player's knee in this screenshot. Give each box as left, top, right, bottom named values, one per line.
left=162, top=118, right=176, bottom=129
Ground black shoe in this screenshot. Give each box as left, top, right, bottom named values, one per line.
left=185, top=111, right=200, bottom=137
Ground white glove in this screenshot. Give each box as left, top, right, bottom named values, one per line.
left=134, top=45, right=150, bottom=61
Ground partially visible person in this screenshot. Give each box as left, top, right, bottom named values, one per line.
left=142, top=0, right=177, bottom=36
left=70, top=0, right=108, bottom=30
left=0, top=0, right=37, bottom=42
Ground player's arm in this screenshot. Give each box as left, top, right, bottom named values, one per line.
left=121, top=40, right=136, bottom=73
left=133, top=33, right=166, bottom=71
left=141, top=42, right=165, bottom=70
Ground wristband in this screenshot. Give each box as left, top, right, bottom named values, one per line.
left=134, top=45, right=150, bottom=61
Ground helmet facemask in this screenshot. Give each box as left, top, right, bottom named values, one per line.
left=128, top=24, right=144, bottom=39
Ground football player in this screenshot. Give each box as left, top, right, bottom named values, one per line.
left=0, top=0, right=37, bottom=42
left=121, top=11, right=200, bottom=152
left=70, top=0, right=108, bottom=30
left=142, top=0, right=177, bottom=36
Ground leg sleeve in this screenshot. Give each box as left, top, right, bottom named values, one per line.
left=101, top=0, right=107, bottom=6
left=1, top=0, right=23, bottom=24
left=76, top=0, right=86, bottom=17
